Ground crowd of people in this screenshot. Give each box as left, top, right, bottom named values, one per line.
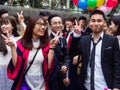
left=0, top=8, right=120, bottom=90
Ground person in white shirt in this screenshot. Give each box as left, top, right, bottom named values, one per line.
left=71, top=10, right=120, bottom=90
left=0, top=16, right=20, bottom=90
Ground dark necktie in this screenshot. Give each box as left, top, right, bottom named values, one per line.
left=90, top=37, right=101, bottom=90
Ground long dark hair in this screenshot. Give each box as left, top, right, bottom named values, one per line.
left=21, top=15, right=49, bottom=50
left=0, top=16, right=19, bottom=55
left=0, top=30, right=7, bottom=55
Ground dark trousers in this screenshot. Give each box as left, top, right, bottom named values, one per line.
left=54, top=71, right=66, bottom=90
left=64, top=60, right=79, bottom=90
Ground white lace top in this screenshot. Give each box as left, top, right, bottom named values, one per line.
left=25, top=40, right=45, bottom=90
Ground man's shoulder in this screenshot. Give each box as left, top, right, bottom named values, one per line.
left=104, top=33, right=117, bottom=40
left=81, top=34, right=91, bottom=40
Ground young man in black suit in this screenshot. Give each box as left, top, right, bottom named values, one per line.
left=71, top=10, right=120, bottom=90
left=48, top=14, right=70, bottom=90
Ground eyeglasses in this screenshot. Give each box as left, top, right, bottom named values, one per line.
left=36, top=22, right=48, bottom=28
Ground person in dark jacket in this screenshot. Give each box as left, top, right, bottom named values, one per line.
left=71, top=10, right=120, bottom=90
left=48, top=14, right=70, bottom=90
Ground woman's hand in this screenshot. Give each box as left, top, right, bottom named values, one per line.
left=48, top=31, right=61, bottom=68
left=50, top=31, right=61, bottom=48
left=1, top=31, right=17, bottom=66
left=1, top=31, right=15, bottom=48
left=17, top=11, right=26, bottom=34
left=17, top=11, right=25, bottom=24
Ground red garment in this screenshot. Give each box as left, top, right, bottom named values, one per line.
left=68, top=35, right=73, bottom=50
left=7, top=40, right=54, bottom=90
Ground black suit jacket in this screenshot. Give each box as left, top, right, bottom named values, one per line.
left=50, top=33, right=70, bottom=70
left=71, top=33, right=120, bottom=89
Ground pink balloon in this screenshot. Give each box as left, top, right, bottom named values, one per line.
left=97, top=5, right=112, bottom=13
left=97, top=6, right=108, bottom=13
left=107, top=7, right=113, bottom=10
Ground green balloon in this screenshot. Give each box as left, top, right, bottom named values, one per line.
left=87, top=0, right=97, bottom=8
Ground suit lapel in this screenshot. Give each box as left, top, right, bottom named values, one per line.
left=50, top=33, right=55, bottom=40
left=87, top=35, right=92, bottom=62
left=86, top=33, right=108, bottom=62
left=101, top=33, right=108, bottom=60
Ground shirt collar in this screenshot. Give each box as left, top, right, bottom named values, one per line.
left=92, top=31, right=104, bottom=40
left=51, top=31, right=56, bottom=36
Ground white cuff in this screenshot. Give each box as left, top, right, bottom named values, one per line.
left=73, top=32, right=81, bottom=38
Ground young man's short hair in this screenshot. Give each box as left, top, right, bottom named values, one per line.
left=48, top=14, right=62, bottom=25
left=79, top=16, right=87, bottom=21
left=90, top=9, right=106, bottom=20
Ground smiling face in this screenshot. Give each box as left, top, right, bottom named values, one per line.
left=65, top=20, right=74, bottom=29
left=78, top=19, right=86, bottom=29
left=89, top=14, right=105, bottom=34
left=50, top=17, right=63, bottom=33
left=1, top=19, right=14, bottom=35
left=32, top=18, right=47, bottom=40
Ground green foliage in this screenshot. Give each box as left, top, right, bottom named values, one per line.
left=29, top=0, right=42, bottom=8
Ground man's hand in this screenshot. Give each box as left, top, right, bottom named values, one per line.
left=74, top=19, right=82, bottom=34
left=113, top=88, right=120, bottom=90
left=73, top=55, right=79, bottom=65
left=63, top=77, right=70, bottom=87
left=61, top=65, right=67, bottom=73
